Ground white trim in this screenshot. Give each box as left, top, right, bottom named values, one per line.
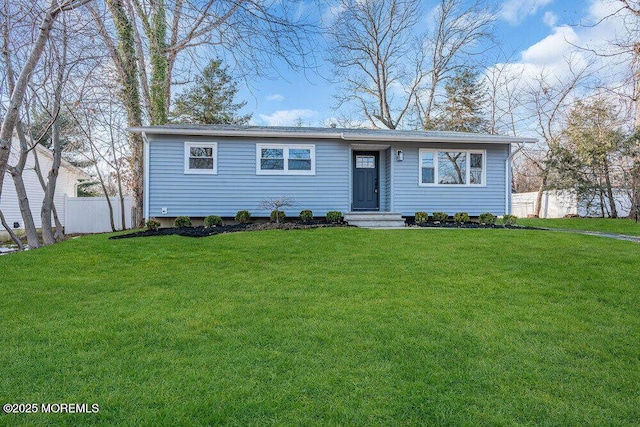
left=389, top=146, right=395, bottom=212
left=255, top=143, right=316, bottom=175
left=418, top=149, right=487, bottom=187
left=143, top=132, right=150, bottom=222
left=351, top=143, right=391, bottom=150
left=129, top=126, right=537, bottom=145
left=505, top=143, right=526, bottom=215
left=184, top=141, right=218, bottom=174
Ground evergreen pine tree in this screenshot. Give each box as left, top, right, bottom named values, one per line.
left=170, top=60, right=251, bottom=125
left=426, top=68, right=489, bottom=133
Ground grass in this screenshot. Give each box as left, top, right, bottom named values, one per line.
left=1, top=228, right=639, bottom=425
left=518, top=217, right=640, bottom=236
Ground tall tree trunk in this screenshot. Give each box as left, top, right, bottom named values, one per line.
left=113, top=152, right=127, bottom=230
left=105, top=0, right=145, bottom=226
left=0, top=0, right=61, bottom=207
left=148, top=0, right=168, bottom=124
left=534, top=173, right=548, bottom=218
left=92, top=146, right=117, bottom=232
left=631, top=45, right=640, bottom=221
left=603, top=161, right=618, bottom=218
left=1, top=12, right=40, bottom=248
left=41, top=119, right=62, bottom=245
left=41, top=22, right=68, bottom=245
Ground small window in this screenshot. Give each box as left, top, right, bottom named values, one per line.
left=261, top=148, right=284, bottom=170
left=256, top=144, right=315, bottom=175
left=288, top=148, right=312, bottom=170
left=421, top=151, right=434, bottom=184
left=356, top=155, right=375, bottom=169
left=470, top=153, right=483, bottom=184
left=184, top=142, right=217, bottom=174
left=419, top=149, right=485, bottom=186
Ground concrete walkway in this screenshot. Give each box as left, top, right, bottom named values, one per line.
left=542, top=228, right=640, bottom=243
left=364, top=225, right=640, bottom=243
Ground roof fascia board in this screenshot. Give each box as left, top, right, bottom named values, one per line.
left=128, top=127, right=537, bottom=145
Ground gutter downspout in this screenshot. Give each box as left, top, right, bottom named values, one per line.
left=143, top=132, right=150, bottom=223
left=505, top=143, right=526, bottom=216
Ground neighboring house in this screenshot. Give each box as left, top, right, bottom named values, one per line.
left=130, top=125, right=536, bottom=224
left=512, top=190, right=631, bottom=219
left=0, top=142, right=90, bottom=241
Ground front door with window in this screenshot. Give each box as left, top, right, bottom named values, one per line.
left=352, top=152, right=379, bottom=211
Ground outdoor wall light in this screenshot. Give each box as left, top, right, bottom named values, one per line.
left=396, top=150, right=404, bottom=161
left=13, top=222, right=20, bottom=229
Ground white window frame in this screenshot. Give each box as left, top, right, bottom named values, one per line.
left=256, top=143, right=316, bottom=175
left=418, top=148, right=486, bottom=187
left=184, top=141, right=218, bottom=174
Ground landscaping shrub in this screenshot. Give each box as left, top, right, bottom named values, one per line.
left=271, top=210, right=286, bottom=223
left=299, top=209, right=313, bottom=222
left=326, top=211, right=343, bottom=224
left=414, top=211, right=428, bottom=224
left=204, top=215, right=223, bottom=228
left=235, top=210, right=251, bottom=223
left=174, top=216, right=192, bottom=227
left=503, top=214, right=518, bottom=226
left=454, top=212, right=470, bottom=224
left=146, top=218, right=161, bottom=231
left=432, top=212, right=448, bottom=222
left=479, top=212, right=497, bottom=225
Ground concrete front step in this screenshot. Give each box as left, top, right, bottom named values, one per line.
left=344, top=212, right=406, bottom=228
left=347, top=220, right=407, bottom=228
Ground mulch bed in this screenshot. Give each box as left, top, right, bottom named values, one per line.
left=109, top=221, right=349, bottom=239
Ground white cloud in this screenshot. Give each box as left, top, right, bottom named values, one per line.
left=258, top=109, right=318, bottom=126
left=500, top=0, right=553, bottom=25
left=266, top=94, right=285, bottom=102
left=543, top=11, right=558, bottom=27
left=521, top=26, right=580, bottom=66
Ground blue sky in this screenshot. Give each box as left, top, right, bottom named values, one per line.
left=237, top=0, right=618, bottom=129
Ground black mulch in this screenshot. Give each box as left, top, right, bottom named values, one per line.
left=109, top=221, right=350, bottom=239
left=407, top=221, right=539, bottom=230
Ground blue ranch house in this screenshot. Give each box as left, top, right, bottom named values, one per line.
left=129, top=125, right=535, bottom=225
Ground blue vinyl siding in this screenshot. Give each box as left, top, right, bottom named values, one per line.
left=391, top=143, right=508, bottom=216
left=147, top=135, right=510, bottom=218
left=148, top=135, right=349, bottom=217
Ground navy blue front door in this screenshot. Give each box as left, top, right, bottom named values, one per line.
left=352, top=152, right=379, bottom=211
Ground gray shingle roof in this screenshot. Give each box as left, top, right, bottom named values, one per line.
left=129, top=124, right=537, bottom=144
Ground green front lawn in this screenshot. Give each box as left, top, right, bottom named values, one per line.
left=518, top=217, right=640, bottom=236
left=1, top=228, right=639, bottom=425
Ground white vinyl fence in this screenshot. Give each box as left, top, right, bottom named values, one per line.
left=512, top=190, right=631, bottom=218
left=65, top=196, right=132, bottom=233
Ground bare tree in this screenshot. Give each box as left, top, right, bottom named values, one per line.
left=258, top=196, right=296, bottom=224
left=576, top=0, right=640, bottom=218
left=521, top=59, right=591, bottom=217
left=1, top=3, right=42, bottom=247
left=87, top=0, right=316, bottom=226
left=327, top=0, right=425, bottom=129
left=68, top=79, right=131, bottom=232
left=483, top=51, right=526, bottom=136
left=0, top=0, right=91, bottom=208
left=416, top=0, right=496, bottom=128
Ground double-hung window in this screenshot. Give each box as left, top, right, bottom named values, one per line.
left=419, top=149, right=485, bottom=186
left=256, top=144, right=315, bottom=175
left=184, top=142, right=217, bottom=174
